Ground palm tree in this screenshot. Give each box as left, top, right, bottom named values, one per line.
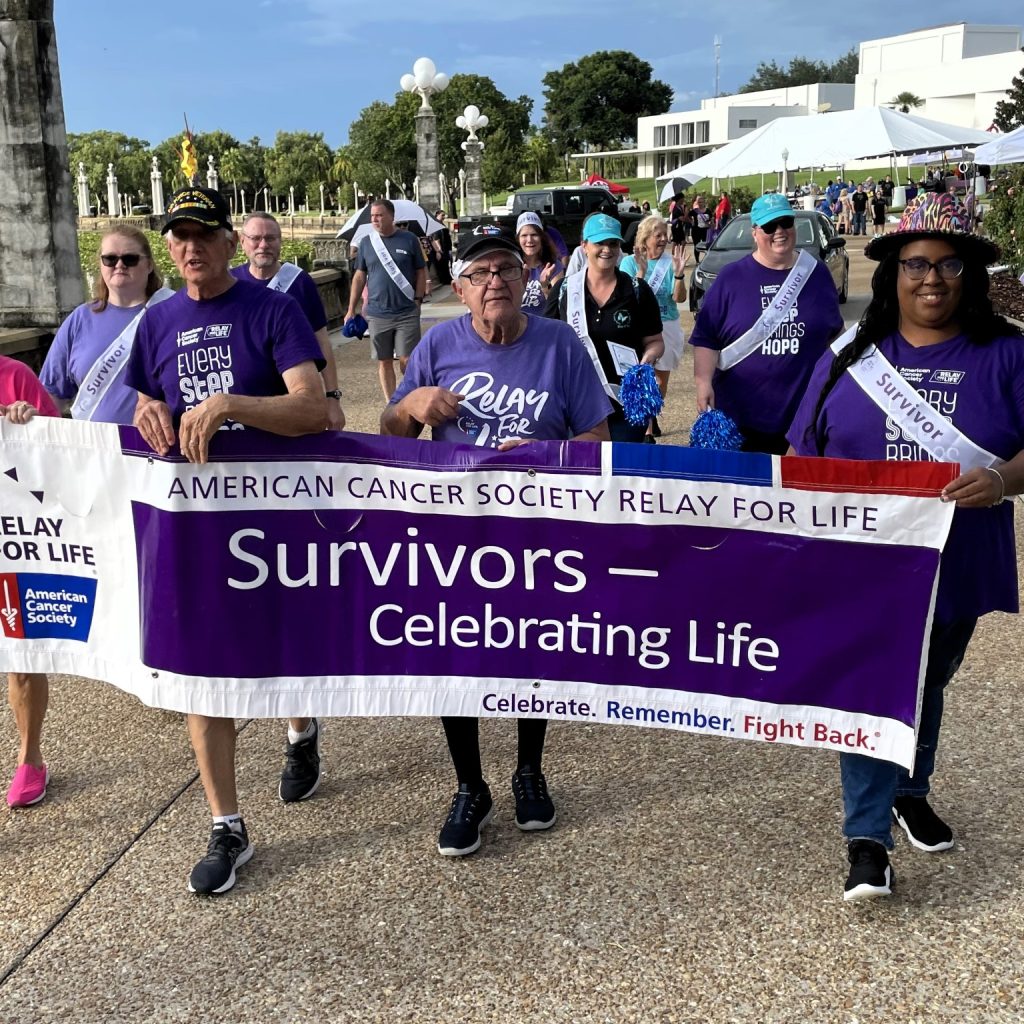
left=890, top=92, right=924, bottom=114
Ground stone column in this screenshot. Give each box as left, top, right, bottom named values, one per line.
left=206, top=154, right=218, bottom=191
left=240, top=188, right=247, bottom=215
left=106, top=163, right=118, bottom=218
left=0, top=0, right=83, bottom=327
left=464, top=139, right=483, bottom=217
left=150, top=155, right=165, bottom=215
left=415, top=109, right=441, bottom=212
left=76, top=161, right=89, bottom=216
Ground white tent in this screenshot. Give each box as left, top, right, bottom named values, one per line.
left=657, top=107, right=994, bottom=187
left=972, top=124, right=1024, bottom=166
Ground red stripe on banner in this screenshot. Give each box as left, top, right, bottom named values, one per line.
left=781, top=456, right=957, bottom=498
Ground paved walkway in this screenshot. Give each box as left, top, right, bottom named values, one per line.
left=3, top=247, right=1023, bottom=1023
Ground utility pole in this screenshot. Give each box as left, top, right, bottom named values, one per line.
left=714, top=35, right=721, bottom=98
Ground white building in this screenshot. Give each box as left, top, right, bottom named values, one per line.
left=633, top=84, right=854, bottom=178
left=577, top=22, right=1022, bottom=180
left=855, top=23, right=1021, bottom=129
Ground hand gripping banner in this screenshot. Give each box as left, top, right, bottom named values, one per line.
left=0, top=420, right=956, bottom=769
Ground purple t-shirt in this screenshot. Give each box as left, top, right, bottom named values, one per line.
left=521, top=265, right=546, bottom=311
left=125, top=280, right=323, bottom=420
left=390, top=313, right=612, bottom=448
left=40, top=301, right=149, bottom=424
left=788, top=330, right=1024, bottom=622
left=231, top=263, right=328, bottom=332
left=689, top=254, right=843, bottom=435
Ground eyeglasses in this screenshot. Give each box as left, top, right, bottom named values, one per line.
left=459, top=264, right=523, bottom=287
left=898, top=256, right=964, bottom=280
left=100, top=253, right=142, bottom=268
left=758, top=217, right=795, bottom=234
left=242, top=233, right=280, bottom=244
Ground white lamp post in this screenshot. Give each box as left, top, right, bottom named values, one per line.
left=781, top=148, right=789, bottom=196
left=400, top=57, right=449, bottom=211
left=456, top=105, right=488, bottom=217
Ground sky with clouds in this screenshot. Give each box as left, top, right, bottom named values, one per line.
left=53, top=1, right=1021, bottom=147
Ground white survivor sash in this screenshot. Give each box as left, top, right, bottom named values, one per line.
left=718, top=249, right=816, bottom=371
left=71, top=288, right=174, bottom=421
left=644, top=254, right=672, bottom=297
left=831, top=325, right=1002, bottom=471
left=565, top=271, right=618, bottom=402
left=266, top=262, right=302, bottom=293
left=370, top=231, right=416, bottom=302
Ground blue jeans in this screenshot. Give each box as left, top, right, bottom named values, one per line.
left=852, top=211, right=867, bottom=235
left=840, top=617, right=977, bottom=848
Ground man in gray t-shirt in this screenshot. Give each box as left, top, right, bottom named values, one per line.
left=346, top=199, right=427, bottom=399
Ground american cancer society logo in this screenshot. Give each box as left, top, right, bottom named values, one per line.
left=0, top=572, right=97, bottom=642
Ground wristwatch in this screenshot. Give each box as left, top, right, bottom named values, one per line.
left=325, top=389, right=343, bottom=400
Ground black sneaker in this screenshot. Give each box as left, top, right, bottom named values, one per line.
left=437, top=783, right=493, bottom=856
left=188, top=821, right=254, bottom=895
left=512, top=767, right=556, bottom=831
left=893, top=796, right=954, bottom=853
left=843, top=839, right=894, bottom=902
left=279, top=719, right=322, bottom=803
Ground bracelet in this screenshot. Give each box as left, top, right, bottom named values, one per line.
left=325, top=389, right=343, bottom=400
left=985, top=466, right=1006, bottom=505
left=674, top=274, right=687, bottom=279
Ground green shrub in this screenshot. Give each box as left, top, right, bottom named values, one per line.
left=984, top=167, right=1024, bottom=273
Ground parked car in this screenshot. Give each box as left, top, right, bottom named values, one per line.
left=689, top=211, right=849, bottom=311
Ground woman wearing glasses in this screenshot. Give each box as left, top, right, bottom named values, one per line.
left=547, top=213, right=663, bottom=443
left=41, top=226, right=171, bottom=424
left=689, top=193, right=843, bottom=454
left=788, top=192, right=1024, bottom=901
left=14, top=228, right=171, bottom=807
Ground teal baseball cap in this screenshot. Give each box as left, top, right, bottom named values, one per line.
left=581, top=213, right=623, bottom=243
left=750, top=192, right=794, bottom=226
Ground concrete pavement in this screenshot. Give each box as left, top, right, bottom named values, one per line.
left=2, top=245, right=1023, bottom=1023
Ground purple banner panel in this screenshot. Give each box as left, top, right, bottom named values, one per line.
left=131, top=503, right=937, bottom=728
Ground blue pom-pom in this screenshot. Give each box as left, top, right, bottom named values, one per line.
left=619, top=363, right=664, bottom=426
left=343, top=314, right=368, bottom=339
left=689, top=409, right=744, bottom=451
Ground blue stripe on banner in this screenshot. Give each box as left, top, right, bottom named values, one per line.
left=612, top=444, right=775, bottom=486
left=117, top=428, right=604, bottom=476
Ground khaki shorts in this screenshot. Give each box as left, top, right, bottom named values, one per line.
left=367, top=311, right=421, bottom=360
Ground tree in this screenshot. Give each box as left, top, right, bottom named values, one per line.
left=523, top=129, right=558, bottom=185
left=67, top=131, right=151, bottom=206
left=740, top=48, right=859, bottom=92
left=347, top=74, right=533, bottom=199
left=265, top=131, right=333, bottom=207
left=890, top=92, right=924, bottom=114
left=993, top=49, right=1024, bottom=131
left=542, top=51, right=673, bottom=155
left=347, top=95, right=419, bottom=196
left=432, top=73, right=533, bottom=194
left=220, top=139, right=267, bottom=211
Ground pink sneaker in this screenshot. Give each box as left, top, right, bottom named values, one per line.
left=6, top=763, right=48, bottom=808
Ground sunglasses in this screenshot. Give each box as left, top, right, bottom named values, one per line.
left=758, top=217, right=795, bottom=234
left=100, top=253, right=143, bottom=268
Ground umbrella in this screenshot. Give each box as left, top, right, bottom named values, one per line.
left=347, top=220, right=428, bottom=249
left=658, top=174, right=702, bottom=203
left=336, top=199, right=444, bottom=241
left=973, top=124, right=1024, bottom=166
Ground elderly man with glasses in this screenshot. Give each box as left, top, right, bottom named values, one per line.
left=381, top=226, right=610, bottom=858
left=233, top=212, right=345, bottom=432
left=689, top=193, right=844, bottom=454
left=125, top=186, right=331, bottom=895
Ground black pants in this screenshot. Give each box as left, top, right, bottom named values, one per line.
left=441, top=717, right=548, bottom=787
